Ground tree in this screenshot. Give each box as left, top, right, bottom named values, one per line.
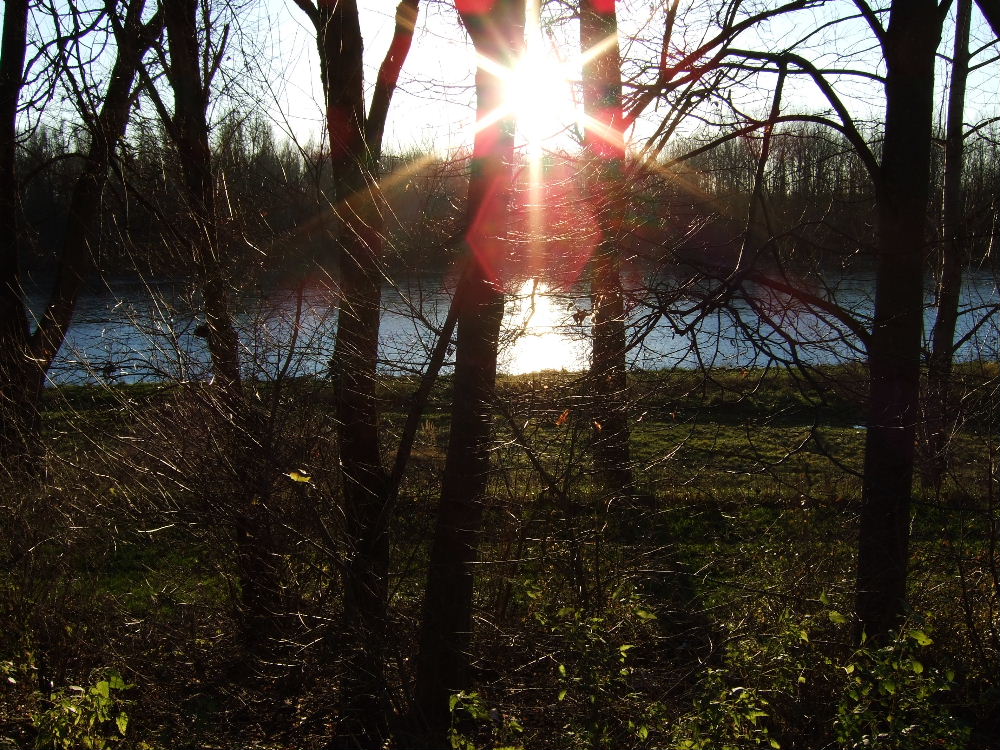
left=580, top=0, right=633, bottom=492
left=923, top=0, right=979, bottom=493
left=290, top=0, right=419, bottom=745
left=0, top=0, right=33, bottom=466
left=855, top=0, right=946, bottom=642
left=630, top=0, right=949, bottom=642
left=0, top=0, right=163, bottom=468
left=29, top=0, right=164, bottom=400
left=409, top=0, right=526, bottom=745
left=162, top=0, right=242, bottom=403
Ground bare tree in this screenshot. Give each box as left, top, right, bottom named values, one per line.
left=925, top=0, right=972, bottom=491
left=628, top=0, right=951, bottom=642
left=29, top=0, right=164, bottom=398
left=0, top=0, right=163, bottom=468
left=0, top=0, right=34, bottom=465
left=854, top=0, right=947, bottom=642
left=162, top=0, right=242, bottom=402
left=409, top=1, right=526, bottom=745
left=580, top=0, right=633, bottom=492
left=290, top=0, right=419, bottom=745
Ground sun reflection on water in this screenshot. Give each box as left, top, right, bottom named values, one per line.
left=500, top=278, right=589, bottom=375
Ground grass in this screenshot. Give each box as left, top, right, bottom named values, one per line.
left=1, top=362, right=996, bottom=748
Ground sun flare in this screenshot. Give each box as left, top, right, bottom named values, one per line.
left=504, top=46, right=578, bottom=155
left=472, top=1, right=581, bottom=156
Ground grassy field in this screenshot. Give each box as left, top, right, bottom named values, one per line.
left=1, top=364, right=998, bottom=749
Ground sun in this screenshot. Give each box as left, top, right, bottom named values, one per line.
left=504, top=45, right=578, bottom=155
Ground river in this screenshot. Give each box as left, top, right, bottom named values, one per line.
left=24, top=270, right=1000, bottom=385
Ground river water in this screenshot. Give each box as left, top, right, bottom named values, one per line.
left=25, top=270, right=1000, bottom=385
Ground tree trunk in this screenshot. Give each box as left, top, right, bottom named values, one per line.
left=924, top=0, right=971, bottom=491
left=164, top=0, right=242, bottom=403
left=409, top=2, right=524, bottom=745
left=29, top=2, right=162, bottom=393
left=0, top=0, right=33, bottom=467
left=308, top=1, right=417, bottom=745
left=164, top=0, right=284, bottom=661
left=580, top=0, right=633, bottom=494
left=856, top=0, right=942, bottom=643
left=320, top=1, right=390, bottom=745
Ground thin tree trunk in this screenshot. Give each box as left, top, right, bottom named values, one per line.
left=410, top=3, right=524, bottom=745
left=164, top=0, right=284, bottom=661
left=164, top=0, right=242, bottom=404
left=0, top=0, right=33, bottom=466
left=300, top=1, right=418, bottom=745
left=580, top=0, right=633, bottom=493
left=856, top=0, right=942, bottom=643
left=28, top=3, right=163, bottom=393
left=925, top=0, right=971, bottom=491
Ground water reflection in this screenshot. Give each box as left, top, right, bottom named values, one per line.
left=24, top=270, right=1000, bottom=385
left=500, top=279, right=589, bottom=374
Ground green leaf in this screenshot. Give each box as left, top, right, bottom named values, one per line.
left=107, top=673, right=126, bottom=691
left=769, top=740, right=781, bottom=749
left=908, top=629, right=933, bottom=646
left=558, top=664, right=567, bottom=677
left=819, top=591, right=830, bottom=606
left=557, top=689, right=566, bottom=701
left=911, top=659, right=924, bottom=674
left=828, top=610, right=848, bottom=625
left=882, top=679, right=897, bottom=695
left=116, top=712, right=129, bottom=735
left=635, top=609, right=657, bottom=621
left=638, top=725, right=649, bottom=741
left=799, top=629, right=809, bottom=642
left=93, top=681, right=110, bottom=699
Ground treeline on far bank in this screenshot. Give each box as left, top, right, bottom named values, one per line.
left=18, top=115, right=1000, bottom=286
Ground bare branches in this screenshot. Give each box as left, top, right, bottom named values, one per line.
left=366, top=0, right=420, bottom=160
left=623, top=0, right=818, bottom=129
left=725, top=49, right=879, bottom=182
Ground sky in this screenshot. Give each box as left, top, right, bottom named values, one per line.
left=267, top=0, right=482, bottom=153
left=9, top=1, right=1000, bottom=156
left=257, top=0, right=1000, bottom=158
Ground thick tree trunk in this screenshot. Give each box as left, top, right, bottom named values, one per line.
left=925, top=0, right=971, bottom=491
left=580, top=0, right=633, bottom=493
left=856, top=0, right=942, bottom=643
left=409, top=3, right=524, bottom=745
left=0, top=0, right=33, bottom=467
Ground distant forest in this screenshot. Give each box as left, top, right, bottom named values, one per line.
left=17, top=117, right=1000, bottom=281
